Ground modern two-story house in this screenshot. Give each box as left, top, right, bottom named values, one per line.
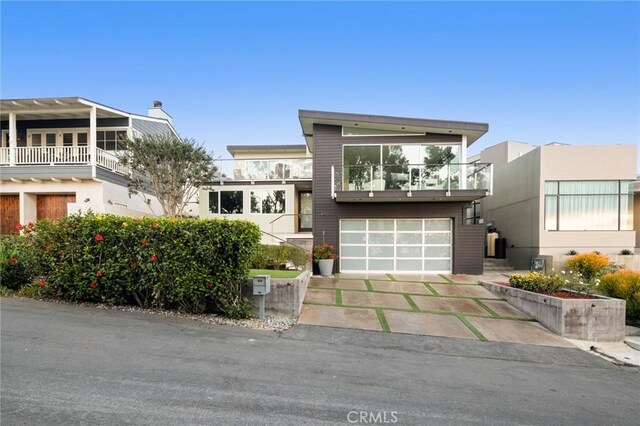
left=299, top=110, right=492, bottom=275
left=0, top=97, right=178, bottom=234
left=202, top=110, right=493, bottom=275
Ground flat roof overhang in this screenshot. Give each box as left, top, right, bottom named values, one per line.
left=0, top=97, right=133, bottom=121
left=298, top=110, right=489, bottom=152
left=334, top=189, right=489, bottom=203
left=227, top=144, right=308, bottom=156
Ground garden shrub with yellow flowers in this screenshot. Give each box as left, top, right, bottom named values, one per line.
left=598, top=269, right=640, bottom=326
left=4, top=213, right=260, bottom=318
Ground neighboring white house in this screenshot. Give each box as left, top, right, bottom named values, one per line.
left=0, top=97, right=178, bottom=233
left=199, top=144, right=313, bottom=245
left=474, top=141, right=638, bottom=269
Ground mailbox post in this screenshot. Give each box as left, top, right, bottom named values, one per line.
left=252, top=275, right=271, bottom=320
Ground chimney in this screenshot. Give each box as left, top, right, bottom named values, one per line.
left=148, top=100, right=172, bottom=124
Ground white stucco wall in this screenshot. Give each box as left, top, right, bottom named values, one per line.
left=537, top=144, right=637, bottom=255
left=0, top=178, right=164, bottom=224
left=199, top=183, right=301, bottom=243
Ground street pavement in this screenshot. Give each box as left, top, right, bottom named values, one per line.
left=1, top=297, right=639, bottom=425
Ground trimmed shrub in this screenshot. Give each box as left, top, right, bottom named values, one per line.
left=250, top=244, right=309, bottom=270
left=565, top=252, right=609, bottom=281
left=0, top=234, right=41, bottom=290
left=31, top=213, right=260, bottom=317
left=509, top=272, right=563, bottom=294
left=598, top=270, right=640, bottom=326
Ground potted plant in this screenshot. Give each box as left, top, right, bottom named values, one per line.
left=313, top=244, right=336, bottom=277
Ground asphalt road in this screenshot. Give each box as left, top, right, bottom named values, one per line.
left=1, top=297, right=639, bottom=425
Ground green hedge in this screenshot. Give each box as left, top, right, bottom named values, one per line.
left=250, top=244, right=309, bottom=270
left=0, top=235, right=41, bottom=289
left=22, top=213, right=260, bottom=317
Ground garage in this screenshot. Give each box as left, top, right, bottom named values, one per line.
left=1, top=195, right=20, bottom=235
left=37, top=194, right=76, bottom=221
left=339, top=219, right=452, bottom=273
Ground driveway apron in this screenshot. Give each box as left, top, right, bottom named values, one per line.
left=299, top=273, right=572, bottom=347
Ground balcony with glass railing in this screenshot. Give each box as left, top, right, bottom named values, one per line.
left=212, top=158, right=312, bottom=182
left=331, top=162, right=492, bottom=202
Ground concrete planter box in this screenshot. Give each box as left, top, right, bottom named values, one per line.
left=244, top=271, right=311, bottom=318
left=481, top=281, right=626, bottom=342
left=541, top=254, right=640, bottom=273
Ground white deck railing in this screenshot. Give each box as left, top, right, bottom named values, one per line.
left=1, top=146, right=129, bottom=176
left=0, top=148, right=9, bottom=165
left=13, top=146, right=91, bottom=165
left=96, top=148, right=129, bottom=175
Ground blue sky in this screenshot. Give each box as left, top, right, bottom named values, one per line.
left=2, top=1, right=639, bottom=164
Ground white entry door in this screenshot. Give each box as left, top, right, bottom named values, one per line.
left=339, top=219, right=452, bottom=273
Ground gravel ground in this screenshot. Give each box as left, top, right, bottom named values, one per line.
left=1, top=294, right=297, bottom=332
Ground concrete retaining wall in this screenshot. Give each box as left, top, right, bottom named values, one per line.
left=481, top=281, right=626, bottom=342
left=245, top=271, right=311, bottom=318
left=540, top=255, right=640, bottom=273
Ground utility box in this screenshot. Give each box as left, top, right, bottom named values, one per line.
left=252, top=275, right=271, bottom=296
left=530, top=257, right=545, bottom=272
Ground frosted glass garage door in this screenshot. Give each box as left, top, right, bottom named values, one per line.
left=340, top=219, right=452, bottom=273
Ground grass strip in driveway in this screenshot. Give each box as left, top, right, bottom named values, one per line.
left=386, top=273, right=396, bottom=281
left=336, top=289, right=343, bottom=306
left=455, top=313, right=488, bottom=341
left=403, top=294, right=420, bottom=312
left=375, top=309, right=391, bottom=332
left=364, top=279, right=374, bottom=292
left=474, top=299, right=500, bottom=318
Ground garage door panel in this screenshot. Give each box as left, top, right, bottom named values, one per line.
left=341, top=246, right=366, bottom=257
left=369, top=259, right=394, bottom=271
left=340, top=218, right=453, bottom=273
left=396, top=259, right=422, bottom=271
left=425, top=259, right=451, bottom=271
left=1, top=195, right=20, bottom=235
left=342, top=259, right=367, bottom=271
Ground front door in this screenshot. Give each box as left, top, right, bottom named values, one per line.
left=298, top=191, right=312, bottom=232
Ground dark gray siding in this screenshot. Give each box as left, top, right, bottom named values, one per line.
left=312, top=124, right=483, bottom=274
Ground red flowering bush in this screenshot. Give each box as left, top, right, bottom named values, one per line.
left=31, top=212, right=261, bottom=317
left=0, top=235, right=41, bottom=290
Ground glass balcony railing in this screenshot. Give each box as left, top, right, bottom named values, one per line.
left=331, top=162, right=492, bottom=193
left=213, top=158, right=313, bottom=182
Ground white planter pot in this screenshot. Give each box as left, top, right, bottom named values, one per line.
left=318, top=259, right=334, bottom=277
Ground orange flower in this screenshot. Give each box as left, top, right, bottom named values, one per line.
left=89, top=282, right=98, bottom=289
left=10, top=257, right=17, bottom=264
left=95, top=234, right=103, bottom=241
left=151, top=254, right=158, bottom=263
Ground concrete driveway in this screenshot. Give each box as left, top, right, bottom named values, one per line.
left=299, top=273, right=571, bottom=347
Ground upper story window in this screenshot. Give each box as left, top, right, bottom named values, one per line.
left=96, top=130, right=127, bottom=151
left=343, top=144, right=461, bottom=166
left=342, top=127, right=424, bottom=137
left=250, top=190, right=286, bottom=214
left=24, top=128, right=121, bottom=149
left=544, top=180, right=633, bottom=231
left=209, top=191, right=243, bottom=214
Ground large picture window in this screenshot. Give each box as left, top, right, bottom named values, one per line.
left=250, top=190, right=286, bottom=214
left=544, top=181, right=633, bottom=231
left=209, top=191, right=243, bottom=214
